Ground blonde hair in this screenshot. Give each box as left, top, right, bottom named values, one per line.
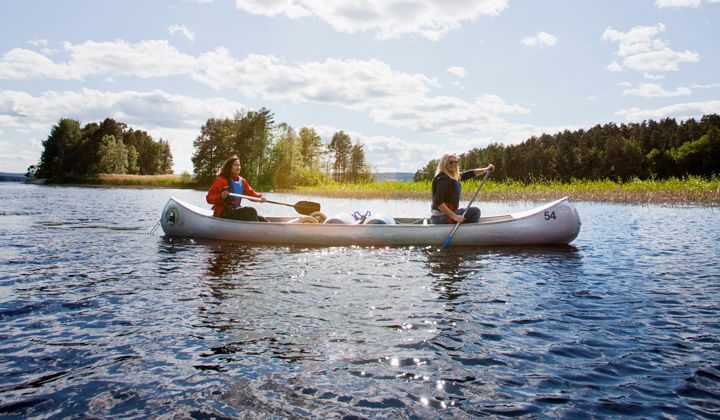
left=435, top=154, right=460, bottom=181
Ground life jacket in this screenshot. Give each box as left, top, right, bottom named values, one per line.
left=227, top=176, right=245, bottom=208
left=449, top=179, right=461, bottom=210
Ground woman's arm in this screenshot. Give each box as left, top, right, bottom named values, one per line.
left=241, top=178, right=267, bottom=202
left=471, top=164, right=495, bottom=177
left=206, top=177, right=226, bottom=205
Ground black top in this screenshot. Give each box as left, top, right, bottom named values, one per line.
left=431, top=170, right=476, bottom=211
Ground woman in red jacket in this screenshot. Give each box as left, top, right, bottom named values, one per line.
left=206, top=155, right=266, bottom=221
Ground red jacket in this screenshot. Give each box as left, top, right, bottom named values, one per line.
left=206, top=176, right=264, bottom=217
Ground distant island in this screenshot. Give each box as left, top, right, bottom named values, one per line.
left=0, top=172, right=28, bottom=182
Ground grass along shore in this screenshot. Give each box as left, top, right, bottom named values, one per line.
left=42, top=173, right=203, bottom=189
left=293, top=176, right=720, bottom=205
left=42, top=174, right=720, bottom=205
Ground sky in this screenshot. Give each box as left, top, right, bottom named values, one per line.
left=1, top=0, right=719, bottom=175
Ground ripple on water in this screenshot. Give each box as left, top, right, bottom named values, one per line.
left=1, top=186, right=720, bottom=418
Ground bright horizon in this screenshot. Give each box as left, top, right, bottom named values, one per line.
left=1, top=0, right=719, bottom=175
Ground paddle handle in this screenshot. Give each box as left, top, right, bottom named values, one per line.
left=441, top=169, right=492, bottom=248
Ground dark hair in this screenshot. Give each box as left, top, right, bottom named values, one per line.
left=219, top=155, right=239, bottom=180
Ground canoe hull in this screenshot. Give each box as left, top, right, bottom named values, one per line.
left=160, top=197, right=581, bottom=247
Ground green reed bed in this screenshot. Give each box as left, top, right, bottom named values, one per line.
left=294, top=176, right=720, bottom=205
left=52, top=174, right=202, bottom=189
left=100, top=174, right=187, bottom=187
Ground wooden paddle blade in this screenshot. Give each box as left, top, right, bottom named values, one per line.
left=294, top=201, right=321, bottom=215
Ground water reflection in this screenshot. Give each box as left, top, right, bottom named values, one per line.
left=423, top=245, right=582, bottom=301
left=204, top=243, right=255, bottom=278
left=424, top=248, right=482, bottom=301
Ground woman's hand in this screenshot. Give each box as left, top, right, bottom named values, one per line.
left=259, top=196, right=267, bottom=203
left=473, top=164, right=495, bottom=177
left=221, top=187, right=229, bottom=200
left=439, top=203, right=464, bottom=223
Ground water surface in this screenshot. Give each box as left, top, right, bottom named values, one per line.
left=1, top=183, right=719, bottom=418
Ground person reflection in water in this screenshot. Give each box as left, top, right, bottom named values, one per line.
left=206, top=155, right=267, bottom=222
left=431, top=154, right=494, bottom=225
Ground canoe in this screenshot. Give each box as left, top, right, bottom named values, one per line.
left=160, top=196, right=581, bottom=247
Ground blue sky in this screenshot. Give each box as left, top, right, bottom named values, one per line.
left=1, top=0, right=718, bottom=174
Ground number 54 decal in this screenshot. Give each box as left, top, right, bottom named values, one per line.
left=544, top=211, right=556, bottom=220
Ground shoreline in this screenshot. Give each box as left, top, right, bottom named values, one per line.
left=22, top=176, right=720, bottom=206
left=290, top=188, right=719, bottom=206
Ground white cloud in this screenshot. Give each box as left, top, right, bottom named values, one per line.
left=601, top=23, right=700, bottom=73
left=29, top=137, right=42, bottom=150
left=606, top=61, right=623, bottom=72
left=520, top=31, right=558, bottom=49
left=232, top=0, right=509, bottom=40
left=0, top=48, right=74, bottom=80
left=146, top=127, right=203, bottom=173
left=0, top=140, right=43, bottom=172
left=307, top=123, right=567, bottom=173
left=0, top=40, right=532, bottom=137
left=168, top=25, right=196, bottom=42
left=0, top=88, right=246, bottom=131
left=660, top=0, right=720, bottom=6
left=655, top=0, right=701, bottom=7
left=690, top=82, right=720, bottom=89
left=615, top=100, right=720, bottom=121
left=309, top=125, right=443, bottom=172
left=0, top=40, right=196, bottom=80
left=643, top=72, right=666, bottom=80
left=64, top=40, right=197, bottom=78
left=447, top=66, right=467, bottom=79
left=622, top=82, right=692, bottom=97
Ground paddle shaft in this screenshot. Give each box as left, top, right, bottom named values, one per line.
left=229, top=193, right=287, bottom=207
left=441, top=169, right=492, bottom=248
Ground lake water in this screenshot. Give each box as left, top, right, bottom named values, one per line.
left=1, top=183, right=719, bottom=418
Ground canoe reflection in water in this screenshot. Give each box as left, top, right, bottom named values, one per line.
left=424, top=245, right=583, bottom=302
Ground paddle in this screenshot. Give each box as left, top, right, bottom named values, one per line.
left=441, top=169, right=493, bottom=248
left=228, top=193, right=320, bottom=216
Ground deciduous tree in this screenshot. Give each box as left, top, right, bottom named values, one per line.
left=97, top=135, right=128, bottom=174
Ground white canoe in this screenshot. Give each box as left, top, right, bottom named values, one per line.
left=160, top=196, right=581, bottom=247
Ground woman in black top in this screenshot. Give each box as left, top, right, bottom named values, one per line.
left=431, top=154, right=494, bottom=224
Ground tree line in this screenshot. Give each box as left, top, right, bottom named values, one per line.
left=31, top=109, right=374, bottom=188
left=191, top=108, right=373, bottom=187
left=32, top=118, right=173, bottom=179
left=414, top=114, right=720, bottom=182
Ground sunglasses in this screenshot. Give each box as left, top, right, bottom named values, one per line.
left=448, top=160, right=458, bottom=164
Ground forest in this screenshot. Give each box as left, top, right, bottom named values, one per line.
left=191, top=108, right=373, bottom=188
left=414, top=115, right=720, bottom=182
left=30, top=109, right=374, bottom=189
left=32, top=112, right=719, bottom=188
left=32, top=118, right=173, bottom=179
